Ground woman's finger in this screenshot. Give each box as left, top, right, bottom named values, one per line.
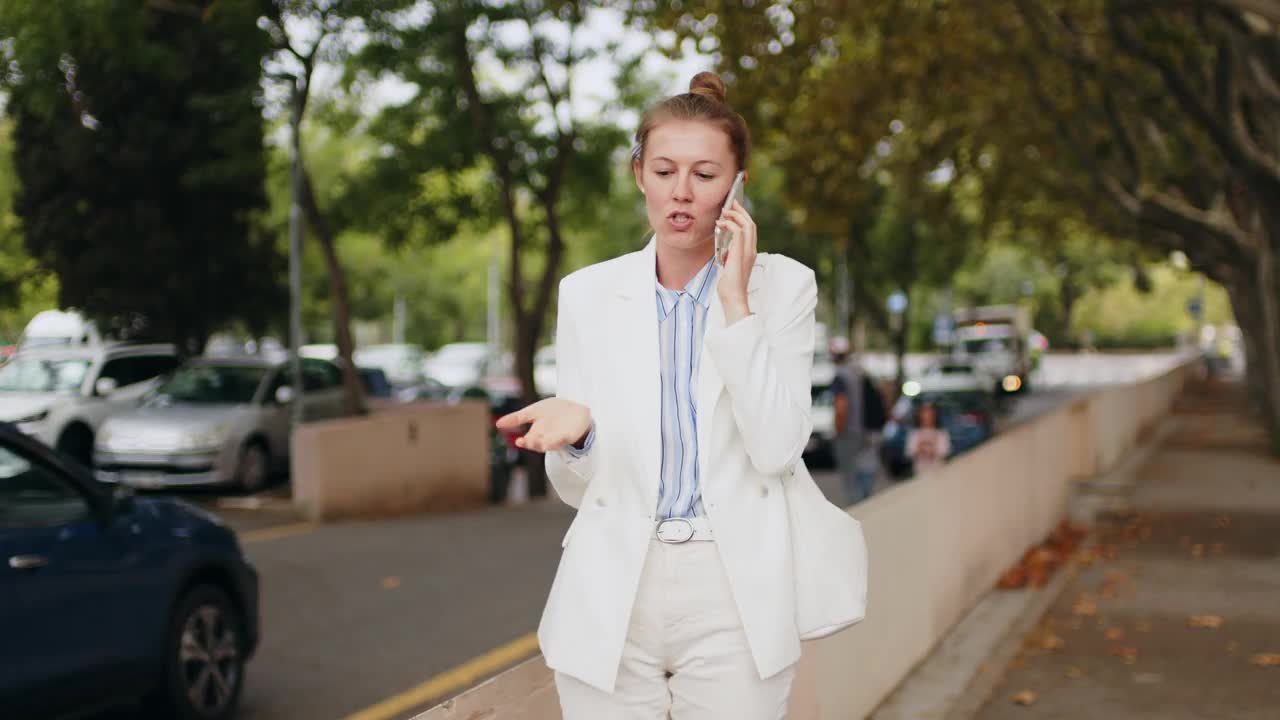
left=738, top=202, right=758, bottom=254
left=495, top=408, right=531, bottom=430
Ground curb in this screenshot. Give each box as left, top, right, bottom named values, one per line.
left=943, top=414, right=1180, bottom=719
left=941, top=533, right=1089, bottom=720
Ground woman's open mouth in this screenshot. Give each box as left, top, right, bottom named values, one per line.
left=668, top=212, right=694, bottom=232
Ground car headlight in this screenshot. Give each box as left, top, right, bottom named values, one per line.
left=180, top=426, right=230, bottom=452
left=15, top=409, right=49, bottom=424
left=95, top=424, right=115, bottom=447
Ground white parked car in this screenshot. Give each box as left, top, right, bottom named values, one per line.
left=533, top=345, right=556, bottom=397
left=423, top=342, right=501, bottom=389
left=354, top=344, right=425, bottom=388
left=0, top=343, right=179, bottom=465
left=94, top=356, right=347, bottom=491
left=902, top=358, right=996, bottom=399
left=18, top=309, right=102, bottom=349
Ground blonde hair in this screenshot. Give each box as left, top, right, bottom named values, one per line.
left=632, top=71, right=752, bottom=172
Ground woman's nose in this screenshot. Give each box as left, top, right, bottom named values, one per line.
left=672, top=172, right=694, bottom=201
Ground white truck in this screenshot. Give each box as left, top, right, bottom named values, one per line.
left=949, top=305, right=1033, bottom=395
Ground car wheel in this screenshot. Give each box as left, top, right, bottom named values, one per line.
left=152, top=585, right=246, bottom=720
left=235, top=441, right=270, bottom=493
left=56, top=424, right=94, bottom=468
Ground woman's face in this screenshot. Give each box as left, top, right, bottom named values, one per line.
left=633, top=119, right=739, bottom=254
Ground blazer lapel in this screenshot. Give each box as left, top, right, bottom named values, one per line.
left=696, top=284, right=726, bottom=470
left=697, top=257, right=768, bottom=486
left=612, top=240, right=663, bottom=498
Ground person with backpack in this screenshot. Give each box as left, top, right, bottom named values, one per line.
left=830, top=337, right=886, bottom=503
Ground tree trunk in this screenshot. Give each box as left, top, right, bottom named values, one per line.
left=299, top=166, right=366, bottom=417
left=1059, top=278, right=1079, bottom=348
left=1248, top=238, right=1280, bottom=451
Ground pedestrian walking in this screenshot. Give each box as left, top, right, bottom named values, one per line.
left=830, top=337, right=886, bottom=503
left=496, top=71, right=866, bottom=719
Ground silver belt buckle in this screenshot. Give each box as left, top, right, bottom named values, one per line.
left=656, top=517, right=694, bottom=544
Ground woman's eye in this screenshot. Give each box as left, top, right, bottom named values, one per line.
left=655, top=171, right=673, bottom=177
left=697, top=173, right=715, bottom=180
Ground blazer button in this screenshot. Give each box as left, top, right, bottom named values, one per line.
left=760, top=486, right=770, bottom=498
left=595, top=497, right=607, bottom=507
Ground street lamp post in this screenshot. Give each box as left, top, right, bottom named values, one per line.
left=288, top=75, right=305, bottom=430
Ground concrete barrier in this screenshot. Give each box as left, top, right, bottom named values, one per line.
left=292, top=399, right=489, bottom=521
left=413, top=362, right=1194, bottom=720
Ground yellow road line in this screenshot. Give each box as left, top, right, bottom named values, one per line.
left=240, top=522, right=319, bottom=544
left=342, top=633, right=541, bottom=720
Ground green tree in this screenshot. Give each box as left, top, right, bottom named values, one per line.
left=644, top=1, right=1280, bottom=447
left=0, top=0, right=282, bottom=354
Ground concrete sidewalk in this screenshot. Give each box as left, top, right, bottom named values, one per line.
left=971, top=379, right=1280, bottom=719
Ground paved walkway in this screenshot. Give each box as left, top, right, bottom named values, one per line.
left=974, top=379, right=1280, bottom=719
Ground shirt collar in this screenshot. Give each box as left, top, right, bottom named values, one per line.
left=655, top=257, right=718, bottom=321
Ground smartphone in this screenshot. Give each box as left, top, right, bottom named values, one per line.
left=714, top=171, right=747, bottom=267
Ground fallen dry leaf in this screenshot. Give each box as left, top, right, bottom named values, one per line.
left=1212, top=515, right=1232, bottom=529
left=1105, top=627, right=1126, bottom=641
left=1108, top=645, right=1140, bottom=662
left=1227, top=641, right=1240, bottom=654
left=1188, top=615, right=1224, bottom=629
left=1212, top=543, right=1226, bottom=555
left=1011, top=689, right=1039, bottom=706
left=1065, top=666, right=1085, bottom=678
left=1073, top=595, right=1099, bottom=617
left=1135, top=621, right=1153, bottom=633
left=1179, top=535, right=1193, bottom=548
left=1250, top=653, right=1280, bottom=667
left=381, top=576, right=402, bottom=590
left=1041, top=632, right=1066, bottom=650
left=1101, top=583, right=1119, bottom=600
left=1191, top=544, right=1206, bottom=558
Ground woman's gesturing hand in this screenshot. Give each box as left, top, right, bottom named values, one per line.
left=496, top=398, right=593, bottom=453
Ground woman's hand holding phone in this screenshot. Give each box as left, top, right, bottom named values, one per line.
left=716, top=198, right=757, bottom=325
left=496, top=397, right=593, bottom=453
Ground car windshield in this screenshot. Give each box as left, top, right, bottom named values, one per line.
left=961, top=338, right=1010, bottom=354
left=152, top=365, right=267, bottom=405
left=918, top=392, right=990, bottom=413
left=0, top=357, right=91, bottom=393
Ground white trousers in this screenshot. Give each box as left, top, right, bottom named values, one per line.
left=555, top=537, right=796, bottom=719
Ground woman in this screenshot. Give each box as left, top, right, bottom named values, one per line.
left=496, top=72, right=824, bottom=719
left=907, top=401, right=951, bottom=473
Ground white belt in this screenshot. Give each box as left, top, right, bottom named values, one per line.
left=654, top=516, right=715, bottom=544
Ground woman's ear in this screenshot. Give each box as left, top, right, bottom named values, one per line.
left=633, top=158, right=645, bottom=195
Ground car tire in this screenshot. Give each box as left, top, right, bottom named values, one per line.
left=150, top=585, right=246, bottom=720
left=56, top=424, right=94, bottom=469
left=235, top=441, right=270, bottom=493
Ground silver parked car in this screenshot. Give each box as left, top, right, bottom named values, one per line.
left=93, top=356, right=347, bottom=491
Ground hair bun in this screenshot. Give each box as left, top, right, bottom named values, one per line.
left=689, top=71, right=727, bottom=105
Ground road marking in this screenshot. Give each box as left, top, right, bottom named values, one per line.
left=342, top=633, right=541, bottom=720
left=240, top=522, right=319, bottom=544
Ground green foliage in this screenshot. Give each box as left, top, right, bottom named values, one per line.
left=2, top=0, right=283, bottom=354
left=0, top=120, right=57, bottom=342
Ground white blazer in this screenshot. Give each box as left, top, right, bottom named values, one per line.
left=539, top=239, right=821, bottom=693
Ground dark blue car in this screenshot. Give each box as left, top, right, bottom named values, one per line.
left=881, top=391, right=998, bottom=479
left=0, top=423, right=259, bottom=720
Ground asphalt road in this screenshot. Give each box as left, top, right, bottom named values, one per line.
left=128, top=355, right=1180, bottom=720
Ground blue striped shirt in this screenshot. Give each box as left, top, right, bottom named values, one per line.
left=654, top=257, right=718, bottom=520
